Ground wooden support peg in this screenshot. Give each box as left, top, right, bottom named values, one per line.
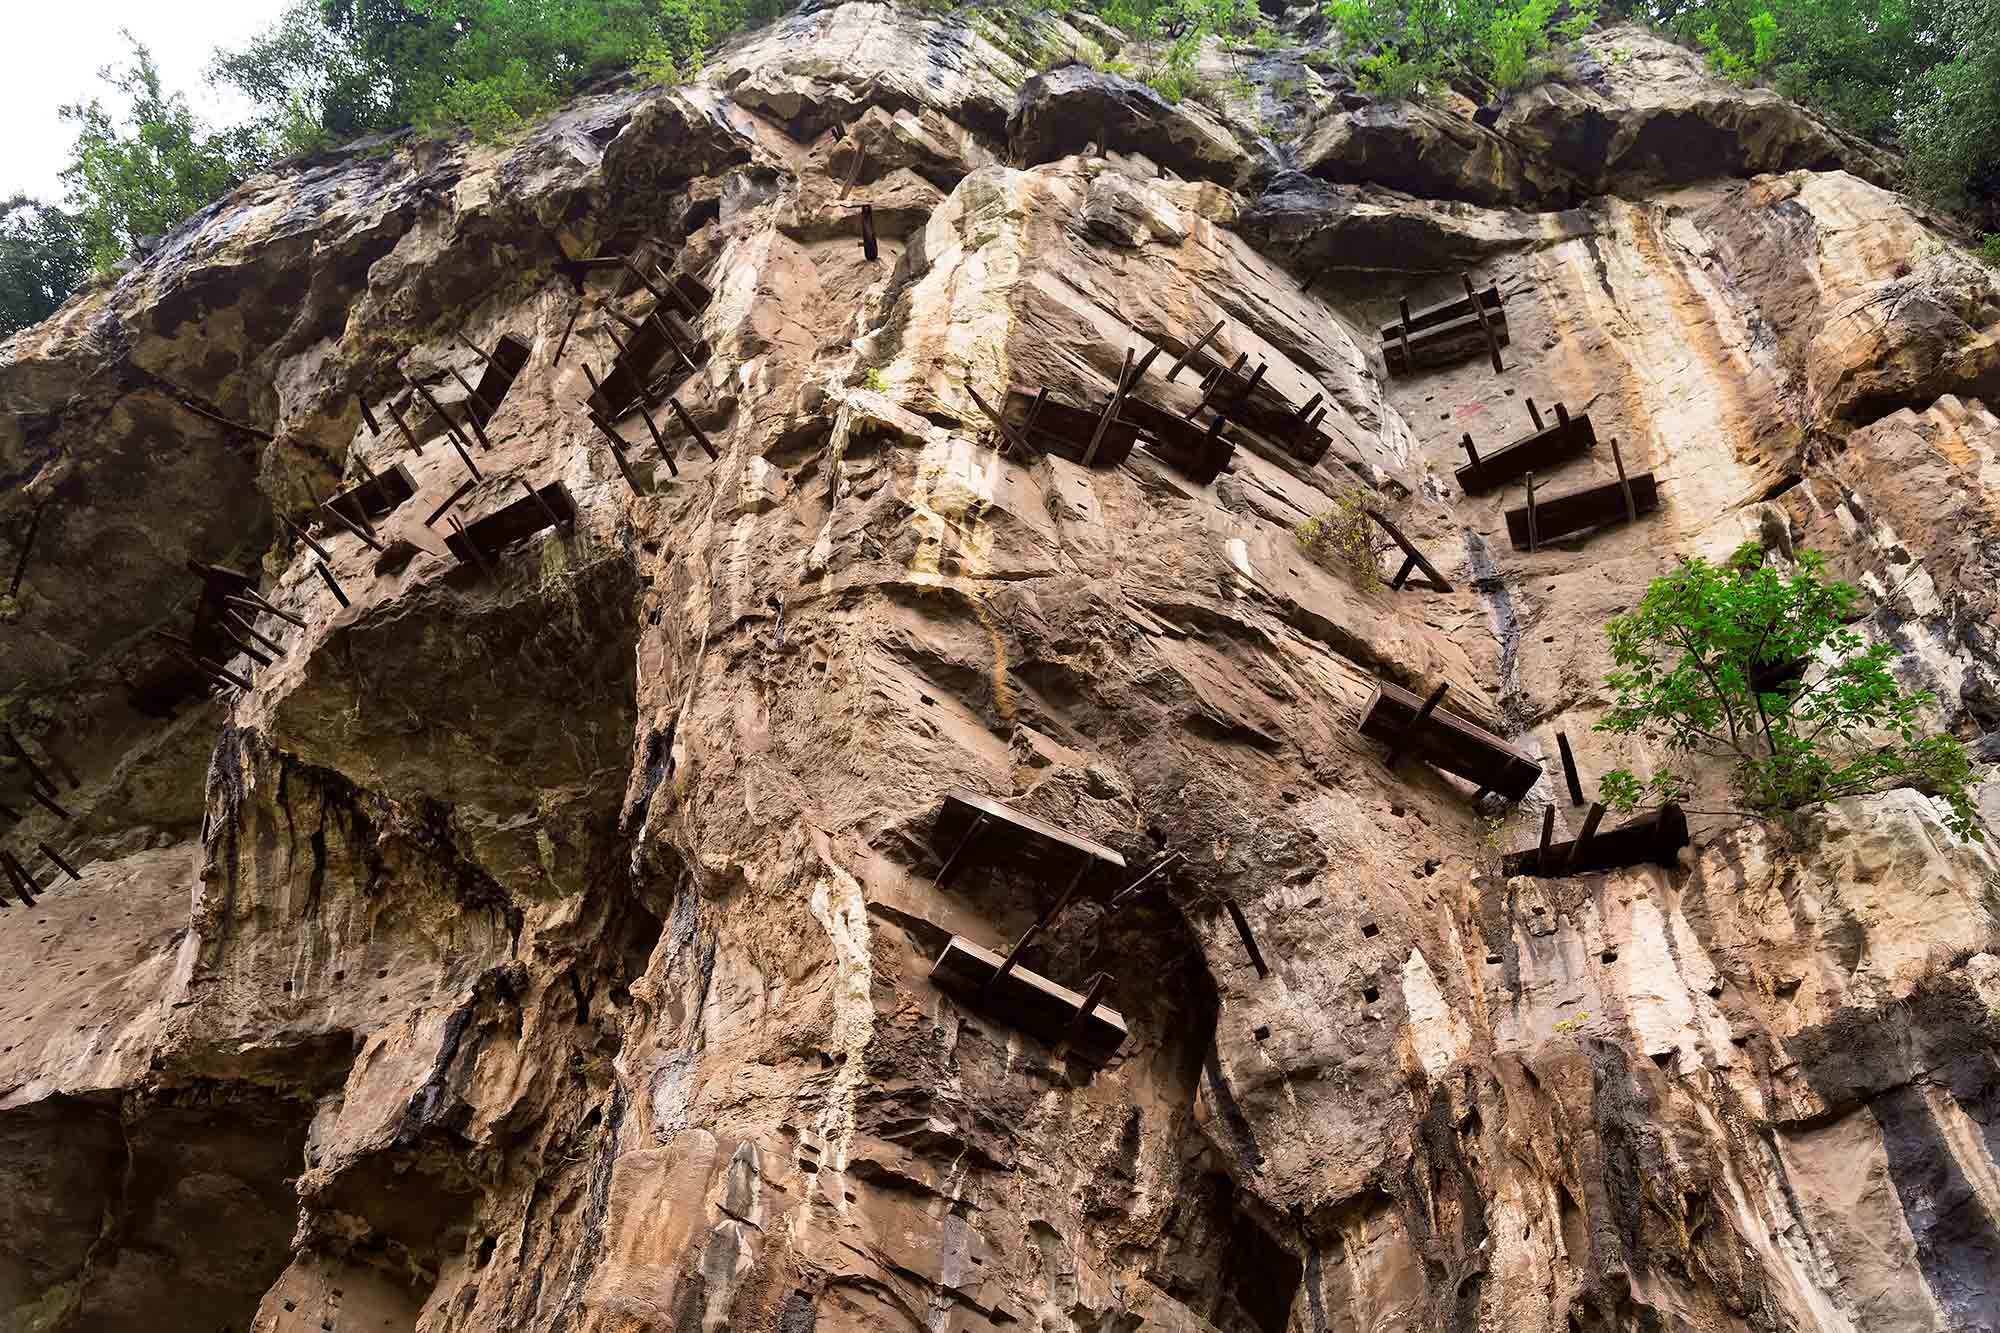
left=634, top=401, right=678, bottom=476
left=2, top=851, right=37, bottom=905
left=1525, top=472, right=1539, bottom=553
left=1537, top=804, right=1554, bottom=875
left=654, top=261, right=703, bottom=320
left=1364, top=508, right=1454, bottom=593
left=449, top=514, right=500, bottom=582
left=602, top=435, right=647, bottom=495
left=446, top=366, right=497, bottom=446
left=964, top=383, right=1036, bottom=458
left=314, top=561, right=350, bottom=608
left=1223, top=896, right=1271, bottom=978
left=1384, top=681, right=1449, bottom=768
left=1463, top=272, right=1504, bottom=373
left=197, top=655, right=256, bottom=691
left=554, top=293, right=583, bottom=366
left=455, top=332, right=495, bottom=366
left=985, top=855, right=1090, bottom=998
left=39, top=842, right=82, bottom=883
left=1610, top=438, right=1638, bottom=526
left=384, top=398, right=425, bottom=453
left=1563, top=802, right=1606, bottom=872
left=230, top=589, right=306, bottom=630
left=860, top=204, right=878, bottom=262
left=1396, top=297, right=1415, bottom=373
left=519, top=477, right=567, bottom=532
left=931, top=814, right=988, bottom=890
left=1057, top=972, right=1114, bottom=1057
left=321, top=501, right=386, bottom=553
left=1294, top=391, right=1325, bottom=421
left=1164, top=319, right=1225, bottom=383
left=1556, top=732, right=1585, bottom=806
left=226, top=608, right=284, bottom=658
left=1461, top=432, right=1482, bottom=471
left=23, top=782, right=70, bottom=821
left=424, top=479, right=477, bottom=528
left=1020, top=387, right=1050, bottom=450
left=281, top=515, right=333, bottom=563
left=1083, top=348, right=1135, bottom=468
left=667, top=396, right=719, bottom=462
left=444, top=423, right=484, bottom=482
left=1526, top=397, right=1544, bottom=431
left=216, top=621, right=274, bottom=668
left=1554, top=401, right=1570, bottom=428
left=358, top=396, right=382, bottom=437
left=405, top=373, right=481, bottom=461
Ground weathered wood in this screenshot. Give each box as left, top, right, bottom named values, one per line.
left=931, top=935, right=1128, bottom=1065
left=861, top=204, right=878, bottom=261
left=1454, top=409, right=1595, bottom=493
left=1563, top=802, right=1607, bottom=872
left=1610, top=438, right=1638, bottom=525
left=1364, top=508, right=1453, bottom=592
left=1001, top=390, right=1137, bottom=467
left=39, top=842, right=82, bottom=883
left=1379, top=284, right=1504, bottom=342
left=198, top=655, right=256, bottom=691
left=1222, top=897, right=1270, bottom=978
left=1380, top=308, right=1513, bottom=375
left=229, top=589, right=305, bottom=630
left=1187, top=362, right=1332, bottom=465
left=1503, top=803, right=1688, bottom=879
left=320, top=499, right=385, bottom=553
left=449, top=514, right=498, bottom=582
left=1359, top=681, right=1541, bottom=800
left=1537, top=805, right=1554, bottom=874
left=1557, top=732, right=1585, bottom=806
left=313, top=561, right=349, bottom=608
left=667, top=396, right=720, bottom=462
left=10, top=497, right=48, bottom=599
left=1164, top=319, right=1225, bottom=383
left=226, top=608, right=284, bottom=658
left=1120, top=395, right=1233, bottom=483
left=1384, top=682, right=1449, bottom=768
left=931, top=788, right=1126, bottom=893
left=1525, top=473, right=1539, bottom=553
left=327, top=464, right=419, bottom=525
left=471, top=336, right=531, bottom=427
left=1463, top=273, right=1504, bottom=373
left=1504, top=473, right=1661, bottom=548
left=445, top=482, right=577, bottom=566
left=1, top=850, right=37, bottom=905
left=424, top=479, right=478, bottom=528
left=446, top=367, right=497, bottom=447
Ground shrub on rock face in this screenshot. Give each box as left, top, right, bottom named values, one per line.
left=1322, top=0, right=1599, bottom=100
left=1595, top=541, right=1983, bottom=840
left=1295, top=491, right=1382, bottom=589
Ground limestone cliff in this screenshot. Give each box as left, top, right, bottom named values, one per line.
left=4, top=7, right=2000, bottom=1332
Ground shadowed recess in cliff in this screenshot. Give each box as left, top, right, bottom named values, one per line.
left=0, top=1087, right=315, bottom=1333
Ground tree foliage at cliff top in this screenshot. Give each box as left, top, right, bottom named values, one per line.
left=1594, top=542, right=1982, bottom=841
left=4, top=0, right=1999, bottom=336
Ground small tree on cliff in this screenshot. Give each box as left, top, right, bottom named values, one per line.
left=1594, top=541, right=1983, bottom=841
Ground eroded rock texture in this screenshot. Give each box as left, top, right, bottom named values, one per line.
left=3, top=6, right=1999, bottom=1331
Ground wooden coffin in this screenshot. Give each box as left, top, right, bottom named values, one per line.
left=1001, top=390, right=1137, bottom=467
left=1358, top=682, right=1541, bottom=800
left=1505, top=473, right=1660, bottom=549
left=1119, top=395, right=1234, bottom=483
left=1456, top=410, right=1595, bottom=493
left=932, top=788, right=1127, bottom=893
left=1502, top=804, right=1689, bottom=879
left=444, top=482, right=575, bottom=564
left=931, top=935, right=1127, bottom=1064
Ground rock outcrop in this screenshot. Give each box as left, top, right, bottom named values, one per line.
left=3, top=6, right=1999, bottom=1332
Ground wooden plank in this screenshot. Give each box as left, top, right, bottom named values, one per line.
left=931, top=935, right=1127, bottom=1065
left=443, top=482, right=577, bottom=565
left=327, top=464, right=418, bottom=525
left=1454, top=411, right=1595, bottom=493
left=1378, top=284, right=1503, bottom=341
left=1358, top=681, right=1540, bottom=799
left=1190, top=364, right=1330, bottom=465
left=1119, top=395, right=1233, bottom=484
left=931, top=788, right=1126, bottom=892
left=1001, top=390, right=1137, bottom=467
left=1504, top=473, right=1660, bottom=548
left=1380, top=310, right=1512, bottom=375
left=1501, top=804, right=1688, bottom=879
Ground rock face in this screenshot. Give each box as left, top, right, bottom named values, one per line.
left=2, top=6, right=1999, bottom=1332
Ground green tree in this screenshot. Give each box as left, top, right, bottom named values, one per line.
left=60, top=34, right=263, bottom=269
left=1324, top=0, right=1599, bottom=101
left=0, top=199, right=91, bottom=336
left=1595, top=542, right=1982, bottom=841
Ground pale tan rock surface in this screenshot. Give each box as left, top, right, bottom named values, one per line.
left=2, top=5, right=1999, bottom=1332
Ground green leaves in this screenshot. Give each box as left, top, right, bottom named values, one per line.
left=1323, top=0, right=1598, bottom=100
left=1595, top=541, right=1983, bottom=841
left=0, top=199, right=90, bottom=336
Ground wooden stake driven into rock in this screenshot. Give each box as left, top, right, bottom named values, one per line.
left=215, top=620, right=273, bottom=668
left=384, top=399, right=425, bottom=454
left=1384, top=683, right=1449, bottom=769
left=860, top=204, right=878, bottom=262
left=1611, top=438, right=1638, bottom=525
left=40, top=841, right=81, bottom=883
left=448, top=513, right=499, bottom=582
left=8, top=497, right=48, bottom=601
left=1164, top=319, right=1226, bottom=383
left=456, top=332, right=494, bottom=366
left=1537, top=805, right=1555, bottom=874
left=667, top=397, right=720, bottom=462
left=1563, top=803, right=1607, bottom=873
left=1557, top=733, right=1585, bottom=806
left=226, top=608, right=284, bottom=658
left=446, top=367, right=498, bottom=447
left=965, top=383, right=1037, bottom=458
left=314, top=561, right=350, bottom=608
left=198, top=655, right=255, bottom=691
left=1525, top=472, right=1540, bottom=553
left=1083, top=345, right=1161, bottom=467
left=982, top=852, right=1091, bottom=1001
left=229, top=588, right=305, bottom=630
left=1363, top=509, right=1454, bottom=593
left=3, top=731, right=62, bottom=807
left=1463, top=272, right=1504, bottom=373
left=2, top=850, right=37, bottom=905
left=425, top=479, right=477, bottom=528
left=358, top=396, right=382, bottom=436
left=1056, top=972, right=1114, bottom=1058
left=321, top=500, right=385, bottom=553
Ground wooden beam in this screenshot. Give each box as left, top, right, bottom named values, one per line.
left=39, top=842, right=81, bottom=883
left=1562, top=803, right=1607, bottom=872
left=1537, top=805, right=1554, bottom=875
left=1504, top=473, right=1661, bottom=549
left=1359, top=681, right=1542, bottom=800
left=1164, top=319, right=1225, bottom=383
left=313, top=561, right=350, bottom=608
left=1611, top=438, right=1638, bottom=526
left=667, top=396, right=720, bottom=462
left=425, top=479, right=477, bottom=528
left=1557, top=732, right=1585, bottom=806
left=1525, top=473, right=1539, bottom=553
left=930, top=935, right=1128, bottom=1065
left=1463, top=273, right=1504, bottom=373
left=1363, top=508, right=1453, bottom=592
left=1453, top=409, right=1595, bottom=494
left=1502, top=803, right=1690, bottom=878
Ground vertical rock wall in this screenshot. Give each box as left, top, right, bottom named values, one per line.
left=2, top=7, right=1998, bottom=1331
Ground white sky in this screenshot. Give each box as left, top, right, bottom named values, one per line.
left=1, top=0, right=288, bottom=203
